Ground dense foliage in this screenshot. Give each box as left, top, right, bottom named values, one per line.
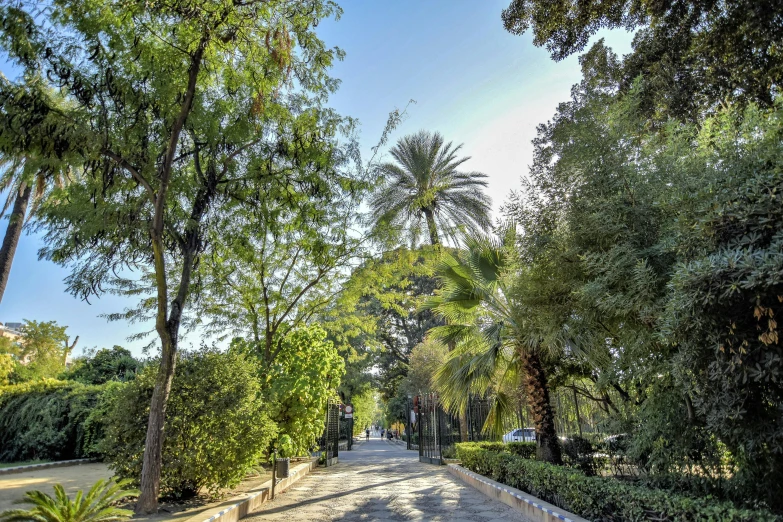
left=67, top=347, right=141, bottom=385
left=502, top=0, right=783, bottom=120
left=0, top=320, right=76, bottom=383
left=334, top=247, right=443, bottom=401
left=0, top=0, right=351, bottom=510
left=0, top=380, right=108, bottom=462
left=455, top=445, right=777, bottom=522
left=349, top=390, right=379, bottom=435
left=257, top=325, right=344, bottom=456
left=102, top=349, right=276, bottom=498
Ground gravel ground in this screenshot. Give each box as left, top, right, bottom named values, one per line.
left=244, top=436, right=532, bottom=522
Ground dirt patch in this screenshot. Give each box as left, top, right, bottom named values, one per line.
left=129, top=466, right=273, bottom=522
left=0, top=462, right=276, bottom=522
left=0, top=463, right=112, bottom=512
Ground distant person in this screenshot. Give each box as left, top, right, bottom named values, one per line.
left=365, top=428, right=370, bottom=441
left=381, top=429, right=385, bottom=438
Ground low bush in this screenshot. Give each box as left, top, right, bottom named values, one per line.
left=507, top=441, right=537, bottom=459
left=0, top=380, right=111, bottom=462
left=454, top=445, right=778, bottom=521
left=455, top=441, right=536, bottom=459
left=101, top=348, right=277, bottom=498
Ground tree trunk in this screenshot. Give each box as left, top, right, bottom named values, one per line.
left=443, top=339, right=469, bottom=442
left=131, top=36, right=209, bottom=514
left=573, top=387, right=583, bottom=438
left=422, top=207, right=440, bottom=246
left=135, top=335, right=177, bottom=513
left=519, top=348, right=562, bottom=464
left=0, top=184, right=31, bottom=303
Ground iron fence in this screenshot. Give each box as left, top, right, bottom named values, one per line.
left=321, top=398, right=340, bottom=466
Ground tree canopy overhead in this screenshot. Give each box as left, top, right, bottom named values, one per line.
left=0, top=0, right=350, bottom=512
left=502, top=0, right=783, bottom=119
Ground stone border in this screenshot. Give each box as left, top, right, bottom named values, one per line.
left=0, top=459, right=95, bottom=476
left=184, top=458, right=318, bottom=522
left=447, top=464, right=589, bottom=522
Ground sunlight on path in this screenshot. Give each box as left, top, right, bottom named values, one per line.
left=245, top=437, right=531, bottom=522
left=0, top=463, right=112, bottom=512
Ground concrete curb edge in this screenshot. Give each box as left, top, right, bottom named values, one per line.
left=0, top=459, right=96, bottom=475
left=187, top=458, right=319, bottom=522
left=447, top=464, right=589, bottom=522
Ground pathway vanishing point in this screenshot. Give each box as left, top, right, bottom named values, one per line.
left=244, top=436, right=532, bottom=522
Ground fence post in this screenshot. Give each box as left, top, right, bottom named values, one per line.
left=417, top=395, right=423, bottom=460
left=435, top=393, right=443, bottom=464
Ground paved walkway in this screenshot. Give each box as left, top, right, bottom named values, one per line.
left=245, top=437, right=531, bottom=522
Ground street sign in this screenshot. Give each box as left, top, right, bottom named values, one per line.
left=345, top=405, right=353, bottom=414
left=345, top=413, right=353, bottom=418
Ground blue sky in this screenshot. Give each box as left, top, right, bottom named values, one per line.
left=0, top=0, right=633, bottom=357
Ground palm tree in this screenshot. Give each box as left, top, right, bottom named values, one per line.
left=0, top=155, right=73, bottom=303
left=0, top=479, right=138, bottom=522
left=423, top=231, right=563, bottom=464
left=370, top=131, right=492, bottom=247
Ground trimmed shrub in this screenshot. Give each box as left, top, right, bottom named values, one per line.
left=454, top=445, right=778, bottom=521
left=456, top=441, right=537, bottom=459
left=507, top=441, right=537, bottom=459
left=101, top=348, right=277, bottom=498
left=0, top=380, right=111, bottom=462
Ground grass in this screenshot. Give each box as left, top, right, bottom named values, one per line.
left=0, top=459, right=51, bottom=469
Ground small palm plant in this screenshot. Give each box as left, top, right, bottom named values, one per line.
left=0, top=479, right=139, bottom=522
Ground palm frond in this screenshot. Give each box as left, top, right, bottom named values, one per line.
left=368, top=131, right=491, bottom=247
left=0, top=479, right=138, bottom=522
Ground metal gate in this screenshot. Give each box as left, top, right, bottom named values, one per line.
left=405, top=396, right=418, bottom=450
left=466, top=394, right=493, bottom=443
left=415, top=393, right=498, bottom=463
left=322, top=399, right=340, bottom=466
left=417, top=393, right=461, bottom=464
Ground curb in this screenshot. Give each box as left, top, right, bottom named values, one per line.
left=447, top=464, right=588, bottom=522
left=0, top=459, right=96, bottom=476
left=185, top=458, right=318, bottom=522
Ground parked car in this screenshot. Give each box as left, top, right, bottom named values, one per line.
left=603, top=433, right=630, bottom=452
left=503, top=427, right=535, bottom=443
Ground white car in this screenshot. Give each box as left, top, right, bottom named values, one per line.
left=503, top=427, right=536, bottom=443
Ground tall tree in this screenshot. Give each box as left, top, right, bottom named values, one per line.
left=196, top=159, right=367, bottom=368
left=0, top=82, right=78, bottom=303
left=335, top=247, right=442, bottom=400
left=0, top=0, right=344, bottom=512
left=424, top=233, right=563, bottom=464
left=370, top=131, right=491, bottom=247
left=502, top=0, right=783, bottom=120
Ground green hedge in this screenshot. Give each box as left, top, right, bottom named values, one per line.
left=0, top=380, right=114, bottom=462
left=457, top=441, right=537, bottom=459
left=454, top=445, right=778, bottom=522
